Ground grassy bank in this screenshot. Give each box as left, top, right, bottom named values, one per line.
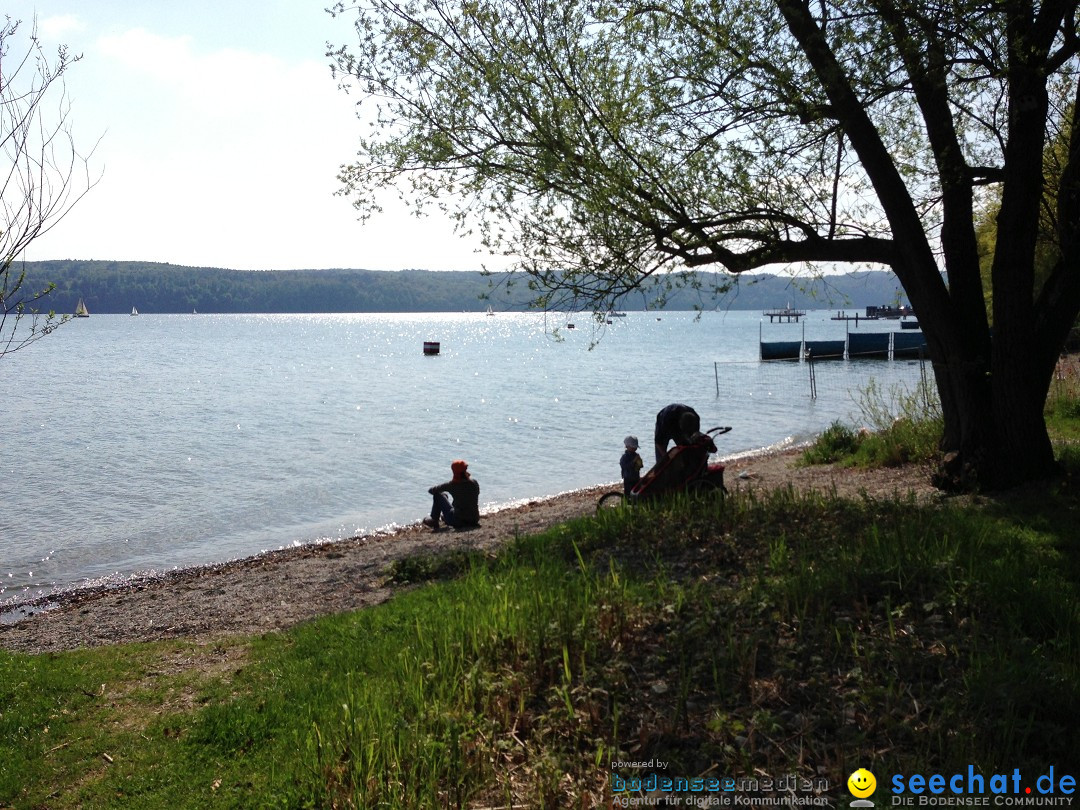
left=2, top=459, right=1079, bottom=807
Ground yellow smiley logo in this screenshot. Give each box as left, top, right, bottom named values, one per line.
left=848, top=768, right=877, bottom=798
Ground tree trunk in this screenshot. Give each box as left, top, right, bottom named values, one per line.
left=932, top=342, right=995, bottom=490
left=991, top=323, right=1059, bottom=486
left=931, top=336, right=1057, bottom=491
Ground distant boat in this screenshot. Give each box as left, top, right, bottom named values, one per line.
left=486, top=305, right=495, bottom=316
left=607, top=310, right=627, bottom=318
left=74, top=298, right=89, bottom=318
left=131, top=306, right=139, bottom=316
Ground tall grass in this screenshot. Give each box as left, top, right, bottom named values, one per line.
left=805, top=356, right=1080, bottom=469
left=750, top=492, right=1080, bottom=767
left=108, top=524, right=645, bottom=809
left=802, top=375, right=943, bottom=467
left=278, top=537, right=632, bottom=808
left=1047, top=356, right=1080, bottom=441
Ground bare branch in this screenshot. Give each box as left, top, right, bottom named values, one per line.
left=1, top=17, right=100, bottom=358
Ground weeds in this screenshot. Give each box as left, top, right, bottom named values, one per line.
left=801, top=375, right=941, bottom=467
left=1047, top=356, right=1080, bottom=441
left=800, top=420, right=860, bottom=464
left=805, top=355, right=1080, bottom=470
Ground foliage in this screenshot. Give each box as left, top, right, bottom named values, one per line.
left=21, top=261, right=507, bottom=315
left=0, top=19, right=98, bottom=359
left=806, top=357, right=1080, bottom=469
left=323, top=0, right=1080, bottom=305
left=1046, top=356, right=1080, bottom=441
left=15, top=260, right=910, bottom=314
left=975, top=95, right=1077, bottom=324
left=802, top=376, right=944, bottom=467
left=849, top=376, right=944, bottom=466
left=4, top=471, right=1080, bottom=806
left=800, top=420, right=860, bottom=465
left=325, top=0, right=1080, bottom=487
left=327, top=0, right=931, bottom=306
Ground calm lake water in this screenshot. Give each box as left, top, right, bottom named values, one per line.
left=1, top=310, right=929, bottom=613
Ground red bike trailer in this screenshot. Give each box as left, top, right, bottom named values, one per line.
left=597, top=426, right=731, bottom=511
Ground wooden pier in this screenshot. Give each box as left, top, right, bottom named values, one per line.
left=831, top=304, right=915, bottom=323
left=763, top=308, right=806, bottom=323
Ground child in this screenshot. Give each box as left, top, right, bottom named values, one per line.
left=620, top=435, right=644, bottom=495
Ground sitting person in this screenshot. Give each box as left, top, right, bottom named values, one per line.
left=423, top=459, right=480, bottom=531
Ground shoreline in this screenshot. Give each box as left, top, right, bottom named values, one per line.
left=0, top=447, right=939, bottom=655
left=0, top=480, right=623, bottom=654
left=0, top=439, right=807, bottom=625
left=0, top=480, right=621, bottom=625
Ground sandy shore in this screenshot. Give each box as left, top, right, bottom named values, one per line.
left=0, top=449, right=937, bottom=655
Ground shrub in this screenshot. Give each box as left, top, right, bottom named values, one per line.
left=802, top=376, right=943, bottom=468
left=1046, top=357, right=1080, bottom=440
left=801, top=420, right=861, bottom=465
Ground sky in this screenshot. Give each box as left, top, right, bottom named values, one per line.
left=5, top=0, right=497, bottom=271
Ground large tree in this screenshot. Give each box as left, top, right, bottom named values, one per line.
left=328, top=0, right=1080, bottom=489
left=1, top=18, right=97, bottom=358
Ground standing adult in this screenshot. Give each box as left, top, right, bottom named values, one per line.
left=423, top=459, right=480, bottom=531
left=653, top=403, right=701, bottom=465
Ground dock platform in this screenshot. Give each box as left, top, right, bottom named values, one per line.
left=763, top=308, right=807, bottom=323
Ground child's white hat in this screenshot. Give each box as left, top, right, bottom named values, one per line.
left=624, top=435, right=639, bottom=449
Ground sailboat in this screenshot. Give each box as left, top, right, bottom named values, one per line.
left=74, top=298, right=89, bottom=317
left=130, top=306, right=139, bottom=316
left=486, top=305, right=495, bottom=316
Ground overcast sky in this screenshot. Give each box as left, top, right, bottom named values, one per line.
left=6, top=0, right=498, bottom=271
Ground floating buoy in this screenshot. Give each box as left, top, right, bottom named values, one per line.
left=423, top=341, right=440, bottom=355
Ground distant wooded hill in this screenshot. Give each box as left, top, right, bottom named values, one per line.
left=16, top=260, right=912, bottom=315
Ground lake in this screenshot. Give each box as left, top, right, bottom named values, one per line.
left=1, top=309, right=929, bottom=613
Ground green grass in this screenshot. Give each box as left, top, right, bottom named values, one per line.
left=803, top=360, right=1080, bottom=470
left=3, top=475, right=1079, bottom=807
left=801, top=376, right=944, bottom=468
left=1047, top=360, right=1080, bottom=441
